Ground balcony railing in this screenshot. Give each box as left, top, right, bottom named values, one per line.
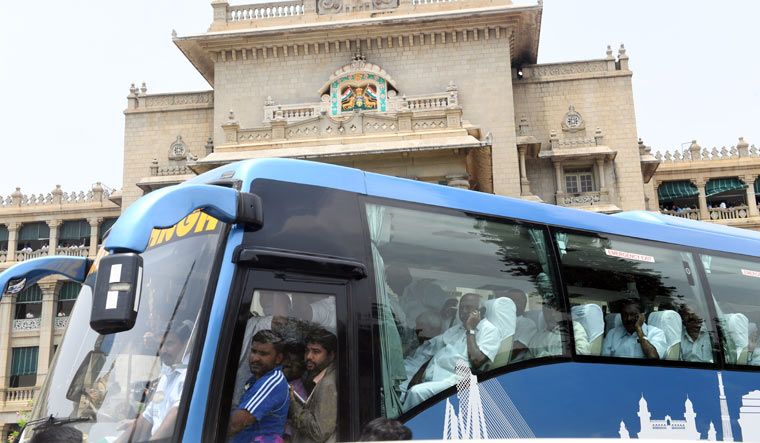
left=709, top=206, right=749, bottom=220
left=55, top=246, right=90, bottom=257
left=13, top=318, right=41, bottom=332
left=55, top=316, right=69, bottom=329
left=15, top=250, right=47, bottom=261
left=661, top=209, right=699, bottom=220
left=3, top=386, right=38, bottom=404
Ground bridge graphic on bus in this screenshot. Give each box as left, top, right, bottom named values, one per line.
left=442, top=361, right=534, bottom=440
left=618, top=372, right=760, bottom=441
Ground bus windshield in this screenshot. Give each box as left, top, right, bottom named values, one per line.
left=23, top=214, right=222, bottom=442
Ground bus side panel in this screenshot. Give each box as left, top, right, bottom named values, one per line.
left=404, top=363, right=760, bottom=441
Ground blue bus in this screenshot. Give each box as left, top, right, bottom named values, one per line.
left=3, top=158, right=760, bottom=441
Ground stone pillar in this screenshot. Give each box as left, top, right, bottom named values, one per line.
left=36, top=281, right=56, bottom=381
left=596, top=158, right=607, bottom=191
left=47, top=219, right=61, bottom=256
left=693, top=178, right=709, bottom=220
left=517, top=146, right=531, bottom=195
left=88, top=218, right=102, bottom=257
left=0, top=293, right=14, bottom=391
left=744, top=174, right=758, bottom=217
left=6, top=222, right=19, bottom=262
left=553, top=160, right=563, bottom=193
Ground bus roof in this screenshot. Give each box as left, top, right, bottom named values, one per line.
left=187, top=158, right=760, bottom=258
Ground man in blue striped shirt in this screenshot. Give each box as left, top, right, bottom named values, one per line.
left=229, top=330, right=290, bottom=442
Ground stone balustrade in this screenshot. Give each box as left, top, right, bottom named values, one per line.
left=0, top=184, right=112, bottom=209
left=228, top=1, right=305, bottom=21
left=657, top=138, right=756, bottom=163
left=3, top=386, right=38, bottom=404
left=661, top=209, right=699, bottom=220
left=55, top=247, right=90, bottom=257
left=55, top=316, right=69, bottom=329
left=263, top=102, right=323, bottom=123
left=13, top=318, right=41, bottom=332
left=709, top=206, right=749, bottom=220
left=15, top=250, right=47, bottom=261
left=402, top=94, right=450, bottom=112
left=412, top=0, right=460, bottom=5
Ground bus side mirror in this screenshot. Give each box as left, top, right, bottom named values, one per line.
left=90, top=253, right=143, bottom=334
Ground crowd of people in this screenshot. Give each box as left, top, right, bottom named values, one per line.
left=660, top=200, right=747, bottom=212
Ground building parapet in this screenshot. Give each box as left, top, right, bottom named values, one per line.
left=656, top=138, right=756, bottom=163
left=515, top=44, right=630, bottom=82
left=0, top=183, right=113, bottom=209
left=126, top=83, right=214, bottom=113
left=2, top=387, right=37, bottom=406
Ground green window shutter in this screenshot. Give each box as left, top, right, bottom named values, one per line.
left=60, top=220, right=91, bottom=240
left=657, top=181, right=699, bottom=201
left=18, top=222, right=50, bottom=241
left=59, top=282, right=81, bottom=300
left=755, top=178, right=760, bottom=196
left=11, top=347, right=38, bottom=376
left=0, top=225, right=7, bottom=242
left=17, top=284, right=43, bottom=303
left=705, top=177, right=748, bottom=197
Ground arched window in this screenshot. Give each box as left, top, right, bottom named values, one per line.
left=15, top=284, right=42, bottom=319
left=57, top=282, right=81, bottom=317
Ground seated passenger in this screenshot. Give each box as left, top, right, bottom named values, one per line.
left=493, top=289, right=537, bottom=362
left=228, top=330, right=291, bottom=442
left=527, top=301, right=589, bottom=358
left=289, top=328, right=338, bottom=443
left=115, top=321, right=192, bottom=442
left=602, top=299, right=666, bottom=359
left=385, top=263, right=448, bottom=332
left=401, top=312, right=444, bottom=393
left=679, top=303, right=713, bottom=363
left=293, top=294, right=336, bottom=334
left=403, top=293, right=501, bottom=410
left=281, top=341, right=308, bottom=442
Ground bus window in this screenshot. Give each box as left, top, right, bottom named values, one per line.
left=699, top=253, right=760, bottom=366
left=365, top=202, right=564, bottom=415
left=228, top=289, right=338, bottom=442
left=555, top=229, right=717, bottom=364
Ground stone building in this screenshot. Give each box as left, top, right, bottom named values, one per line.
left=651, top=137, right=760, bottom=231
left=0, top=185, right=121, bottom=436
left=121, top=0, right=659, bottom=216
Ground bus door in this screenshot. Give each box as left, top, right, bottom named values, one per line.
left=206, top=267, right=366, bottom=441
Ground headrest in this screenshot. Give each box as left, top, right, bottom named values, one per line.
left=647, top=310, right=682, bottom=347
left=571, top=304, right=604, bottom=342
left=484, top=297, right=516, bottom=340
left=725, top=313, right=749, bottom=349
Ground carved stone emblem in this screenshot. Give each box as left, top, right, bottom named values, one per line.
left=561, top=105, right=585, bottom=133
left=169, top=135, right=187, bottom=160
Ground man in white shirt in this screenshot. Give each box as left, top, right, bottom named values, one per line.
left=385, top=264, right=447, bottom=332
left=116, top=321, right=192, bottom=442
left=602, top=299, right=667, bottom=359
left=679, top=303, right=713, bottom=363
left=403, top=293, right=501, bottom=409
left=528, top=303, right=589, bottom=358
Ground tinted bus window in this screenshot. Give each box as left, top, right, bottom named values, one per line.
left=699, top=253, right=760, bottom=366
left=554, top=229, right=717, bottom=364
left=365, top=202, right=564, bottom=416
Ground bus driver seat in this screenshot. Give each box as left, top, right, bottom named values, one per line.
left=571, top=304, right=604, bottom=355
left=484, top=297, right=516, bottom=368
left=647, top=310, right=682, bottom=361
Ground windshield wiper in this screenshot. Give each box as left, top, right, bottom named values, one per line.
left=21, top=414, right=93, bottom=433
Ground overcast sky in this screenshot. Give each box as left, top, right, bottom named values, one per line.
left=1, top=0, right=758, bottom=196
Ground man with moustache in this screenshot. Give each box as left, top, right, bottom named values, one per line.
left=290, top=328, right=338, bottom=443
left=679, top=303, right=714, bottom=363
left=228, top=330, right=290, bottom=442
left=603, top=298, right=666, bottom=359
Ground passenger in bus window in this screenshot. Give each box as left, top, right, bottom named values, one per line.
left=228, top=330, right=290, bottom=442
left=493, top=289, right=537, bottom=362
left=678, top=303, right=714, bottom=363
left=281, top=341, right=309, bottom=442
left=293, top=294, right=336, bottom=334
left=115, top=321, right=192, bottom=442
left=289, top=328, right=338, bottom=443
left=602, top=299, right=666, bottom=359
left=385, top=263, right=448, bottom=334
left=401, top=312, right=444, bottom=394
left=403, top=293, right=501, bottom=409
left=526, top=299, right=588, bottom=358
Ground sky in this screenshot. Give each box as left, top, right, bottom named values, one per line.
left=1, top=0, right=758, bottom=196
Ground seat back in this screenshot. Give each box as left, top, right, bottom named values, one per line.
left=724, top=313, right=749, bottom=363
left=571, top=304, right=604, bottom=356
left=491, top=336, right=514, bottom=368
left=484, top=297, right=516, bottom=368
left=605, top=313, right=622, bottom=335
left=524, top=309, right=545, bottom=332
left=647, top=310, right=682, bottom=361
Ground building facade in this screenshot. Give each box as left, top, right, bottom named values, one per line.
left=121, top=0, right=659, bottom=216
left=0, top=185, right=121, bottom=436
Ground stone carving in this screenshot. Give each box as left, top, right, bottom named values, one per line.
left=561, top=105, right=585, bottom=133
left=169, top=135, right=187, bottom=160
left=144, top=92, right=213, bottom=108
left=657, top=138, right=757, bottom=163
left=563, top=192, right=601, bottom=205
left=55, top=317, right=69, bottom=329
left=318, top=0, right=397, bottom=14
left=13, top=318, right=41, bottom=332
left=0, top=184, right=112, bottom=208
left=531, top=61, right=608, bottom=78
